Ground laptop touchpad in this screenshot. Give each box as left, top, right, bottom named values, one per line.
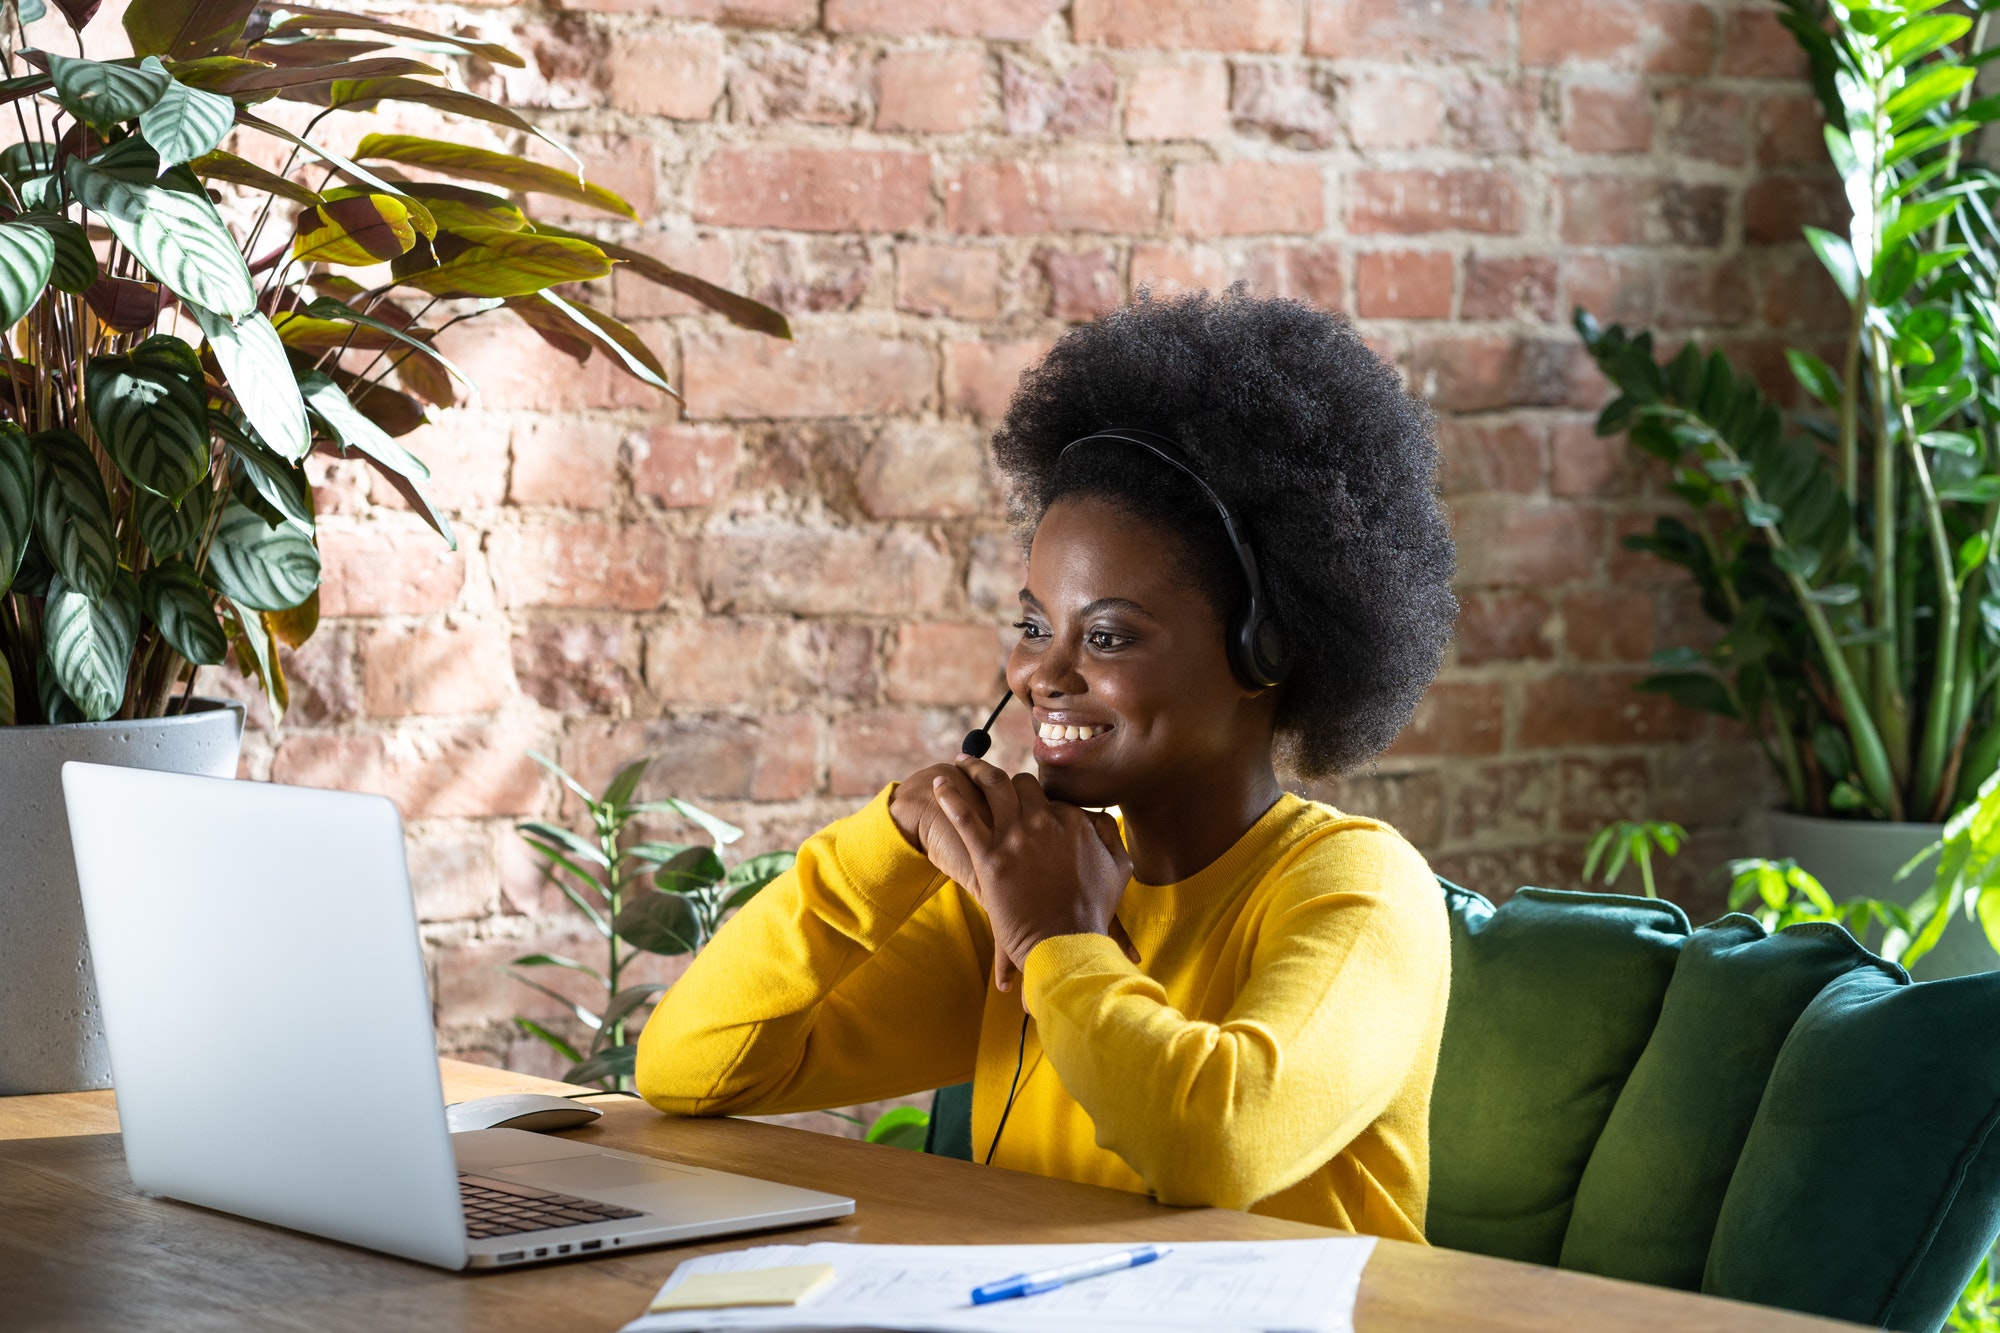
left=494, top=1155, right=698, bottom=1193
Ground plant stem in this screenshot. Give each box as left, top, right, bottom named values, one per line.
left=1868, top=325, right=1911, bottom=792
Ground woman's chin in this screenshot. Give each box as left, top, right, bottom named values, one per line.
left=1037, top=764, right=1124, bottom=809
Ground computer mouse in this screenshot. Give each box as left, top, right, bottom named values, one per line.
left=445, top=1093, right=605, bottom=1134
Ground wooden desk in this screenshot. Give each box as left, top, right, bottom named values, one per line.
left=0, top=1059, right=1857, bottom=1332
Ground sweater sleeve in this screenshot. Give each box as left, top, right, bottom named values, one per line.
left=1021, top=826, right=1448, bottom=1211
left=635, top=785, right=992, bottom=1117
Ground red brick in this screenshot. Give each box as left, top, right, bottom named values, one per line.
left=1564, top=254, right=1656, bottom=327
left=1563, top=82, right=1652, bottom=154
left=1442, top=69, right=1544, bottom=155
left=1131, top=243, right=1230, bottom=295
left=317, top=518, right=467, bottom=618
left=698, top=522, right=953, bottom=615
left=561, top=714, right=822, bottom=802
left=1659, top=87, right=1746, bottom=166
left=750, top=235, right=873, bottom=313
left=1744, top=176, right=1847, bottom=246
left=1437, top=419, right=1546, bottom=496
left=825, top=0, right=1062, bottom=38
left=1520, top=0, right=1716, bottom=74
left=1719, top=5, right=1808, bottom=78
left=1356, top=250, right=1454, bottom=319
left=1002, top=58, right=1115, bottom=136
left=513, top=620, right=637, bottom=713
left=604, top=25, right=723, bottom=119
left=1307, top=0, right=1506, bottom=60
left=406, top=827, right=502, bottom=923
left=1550, top=419, right=1636, bottom=497
left=1456, top=592, right=1556, bottom=664
left=1386, top=681, right=1504, bottom=757
left=1074, top=0, right=1304, bottom=51
left=946, top=159, right=1160, bottom=234
left=438, top=318, right=665, bottom=412
left=681, top=330, right=935, bottom=420
left=525, top=134, right=659, bottom=222
left=558, top=0, right=815, bottom=24
left=1454, top=502, right=1606, bottom=586
left=1038, top=246, right=1122, bottom=322
left=693, top=146, right=931, bottom=232
left=1346, top=72, right=1443, bottom=149
left=875, top=46, right=986, bottom=133
left=1518, top=672, right=1684, bottom=747
left=1660, top=258, right=1754, bottom=328
left=1559, top=177, right=1727, bottom=247
left=1173, top=161, right=1325, bottom=237
left=610, top=231, right=734, bottom=320
left=1757, top=254, right=1847, bottom=334
left=271, top=725, right=544, bottom=818
left=1564, top=587, right=1655, bottom=663
left=945, top=339, right=1050, bottom=418
left=729, top=38, right=865, bottom=127
left=277, top=627, right=362, bottom=726
left=1754, top=93, right=1824, bottom=168
left=896, top=243, right=1002, bottom=319
left=1404, top=337, right=1595, bottom=412
left=1461, top=255, right=1559, bottom=323
left=644, top=619, right=876, bottom=705
left=1126, top=61, right=1231, bottom=140
left=631, top=423, right=740, bottom=508
left=1348, top=170, right=1522, bottom=235
left=1247, top=244, right=1344, bottom=309
left=830, top=709, right=973, bottom=796
left=1302, top=769, right=1446, bottom=846
left=1232, top=62, right=1341, bottom=149
left=859, top=420, right=992, bottom=519
left=1555, top=754, right=1654, bottom=836
left=509, top=416, right=620, bottom=510
left=1611, top=511, right=1694, bottom=588
left=489, top=521, right=676, bottom=610
left=888, top=622, right=1009, bottom=703
left=1450, top=759, right=1556, bottom=842
left=363, top=620, right=515, bottom=717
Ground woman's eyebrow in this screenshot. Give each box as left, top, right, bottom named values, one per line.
left=1018, top=589, right=1160, bottom=621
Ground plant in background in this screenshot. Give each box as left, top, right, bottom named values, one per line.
left=1577, top=0, right=2000, bottom=824
left=1582, top=819, right=1687, bottom=898
left=0, top=0, right=785, bottom=726
left=512, top=754, right=794, bottom=1091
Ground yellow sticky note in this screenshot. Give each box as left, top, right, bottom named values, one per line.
left=647, top=1264, right=836, bottom=1313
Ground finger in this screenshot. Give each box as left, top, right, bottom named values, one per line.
left=1108, top=917, right=1141, bottom=965
left=956, top=756, right=1021, bottom=828
left=1012, top=771, right=1052, bottom=819
left=1087, top=809, right=1130, bottom=859
left=932, top=776, right=997, bottom=856
left=932, top=765, right=992, bottom=830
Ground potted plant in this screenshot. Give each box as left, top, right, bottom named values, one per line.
left=0, top=0, right=787, bottom=1091
left=1576, top=0, right=2000, bottom=974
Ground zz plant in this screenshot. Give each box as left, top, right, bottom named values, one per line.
left=0, top=0, right=785, bottom=725
left=1579, top=0, right=2000, bottom=823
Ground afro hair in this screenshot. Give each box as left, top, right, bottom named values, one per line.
left=990, top=287, right=1456, bottom=780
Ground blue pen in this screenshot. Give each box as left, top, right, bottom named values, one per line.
left=970, top=1245, right=1171, bottom=1304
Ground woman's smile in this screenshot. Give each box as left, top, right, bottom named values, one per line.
left=1034, top=711, right=1116, bottom=764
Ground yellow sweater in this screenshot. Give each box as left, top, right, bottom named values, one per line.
left=635, top=786, right=1450, bottom=1241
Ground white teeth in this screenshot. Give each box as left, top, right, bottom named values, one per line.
left=1038, top=723, right=1106, bottom=742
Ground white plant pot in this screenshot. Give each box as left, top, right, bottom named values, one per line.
left=1767, top=809, right=1996, bottom=980
left=0, top=699, right=244, bottom=1093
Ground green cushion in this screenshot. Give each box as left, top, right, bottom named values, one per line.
left=1559, top=916, right=1878, bottom=1289
left=926, top=1081, right=973, bottom=1161
left=1427, top=883, right=1689, bottom=1264
left=1705, top=965, right=2000, bottom=1331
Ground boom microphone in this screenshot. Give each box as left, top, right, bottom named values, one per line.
left=960, top=691, right=1014, bottom=759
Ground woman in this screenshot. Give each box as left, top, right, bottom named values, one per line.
left=636, top=289, right=1458, bottom=1241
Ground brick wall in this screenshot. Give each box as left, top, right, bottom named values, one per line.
left=226, top=0, right=1826, bottom=1089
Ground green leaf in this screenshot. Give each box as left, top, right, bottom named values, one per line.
left=44, top=570, right=138, bottom=720
left=205, top=500, right=320, bottom=610
left=133, top=482, right=207, bottom=560
left=521, top=291, right=678, bottom=399
left=85, top=334, right=212, bottom=505
left=865, top=1105, right=930, bottom=1150
left=298, top=297, right=479, bottom=402
left=565, top=1044, right=635, bottom=1087
left=326, top=77, right=546, bottom=139
left=722, top=850, right=795, bottom=910
left=529, top=749, right=598, bottom=806
left=1885, top=63, right=1978, bottom=130
left=517, top=820, right=610, bottom=868
left=188, top=149, right=321, bottom=208
left=0, top=219, right=53, bottom=329
left=534, top=224, right=792, bottom=339
left=512, top=1016, right=581, bottom=1067
left=1920, top=429, right=1980, bottom=455
left=67, top=144, right=255, bottom=316
left=355, top=134, right=638, bottom=220
left=137, top=60, right=234, bottom=165
left=1882, top=196, right=1960, bottom=252
left=1804, top=226, right=1861, bottom=301
left=140, top=560, right=226, bottom=665
left=297, top=370, right=455, bottom=550
left=1785, top=348, right=1843, bottom=407
left=13, top=212, right=96, bottom=294
left=34, top=428, right=117, bottom=597
left=601, top=757, right=652, bottom=810
left=293, top=191, right=425, bottom=266
left=657, top=845, right=726, bottom=894
left=0, top=652, right=13, bottom=725
left=1635, top=671, right=1739, bottom=717
left=599, top=983, right=668, bottom=1032
left=395, top=227, right=613, bottom=299
left=511, top=952, right=607, bottom=985
left=629, top=796, right=745, bottom=846
left=46, top=51, right=170, bottom=130
left=222, top=595, right=286, bottom=721
left=0, top=423, right=29, bottom=594
left=215, top=417, right=311, bottom=534
left=125, top=0, right=258, bottom=61
left=263, top=6, right=526, bottom=68
left=395, top=182, right=526, bottom=233
left=1885, top=13, right=1972, bottom=66
left=614, top=889, right=701, bottom=955
left=190, top=306, right=311, bottom=462
left=1743, top=498, right=1782, bottom=527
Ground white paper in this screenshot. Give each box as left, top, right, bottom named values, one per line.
left=621, top=1238, right=1377, bottom=1333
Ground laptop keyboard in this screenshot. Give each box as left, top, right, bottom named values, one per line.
left=459, top=1174, right=646, bottom=1239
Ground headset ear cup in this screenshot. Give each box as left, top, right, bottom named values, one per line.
left=1228, top=604, right=1290, bottom=690
left=1255, top=616, right=1292, bottom=686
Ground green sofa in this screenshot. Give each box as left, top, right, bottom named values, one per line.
left=927, top=880, right=2000, bottom=1331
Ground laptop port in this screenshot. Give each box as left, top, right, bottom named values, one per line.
left=498, top=1252, right=524, bottom=1263
left=534, top=1248, right=548, bottom=1257
left=580, top=1240, right=602, bottom=1251
left=557, top=1244, right=571, bottom=1255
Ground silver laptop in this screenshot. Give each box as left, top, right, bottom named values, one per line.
left=61, top=761, right=853, bottom=1270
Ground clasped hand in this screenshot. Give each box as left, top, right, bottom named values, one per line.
left=888, top=757, right=1135, bottom=993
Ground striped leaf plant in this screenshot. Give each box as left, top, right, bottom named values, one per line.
left=1580, top=0, right=2000, bottom=825
left=0, top=0, right=787, bottom=725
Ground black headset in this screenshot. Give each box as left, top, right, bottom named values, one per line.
left=959, top=427, right=1290, bottom=760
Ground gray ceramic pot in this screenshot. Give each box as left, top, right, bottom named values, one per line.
left=0, top=699, right=244, bottom=1093
left=1766, top=809, right=1998, bottom=980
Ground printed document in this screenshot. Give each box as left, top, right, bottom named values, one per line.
left=622, top=1237, right=1377, bottom=1333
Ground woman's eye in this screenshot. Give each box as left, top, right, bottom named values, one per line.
left=1012, top=620, right=1048, bottom=640
left=1087, top=630, right=1128, bottom=651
